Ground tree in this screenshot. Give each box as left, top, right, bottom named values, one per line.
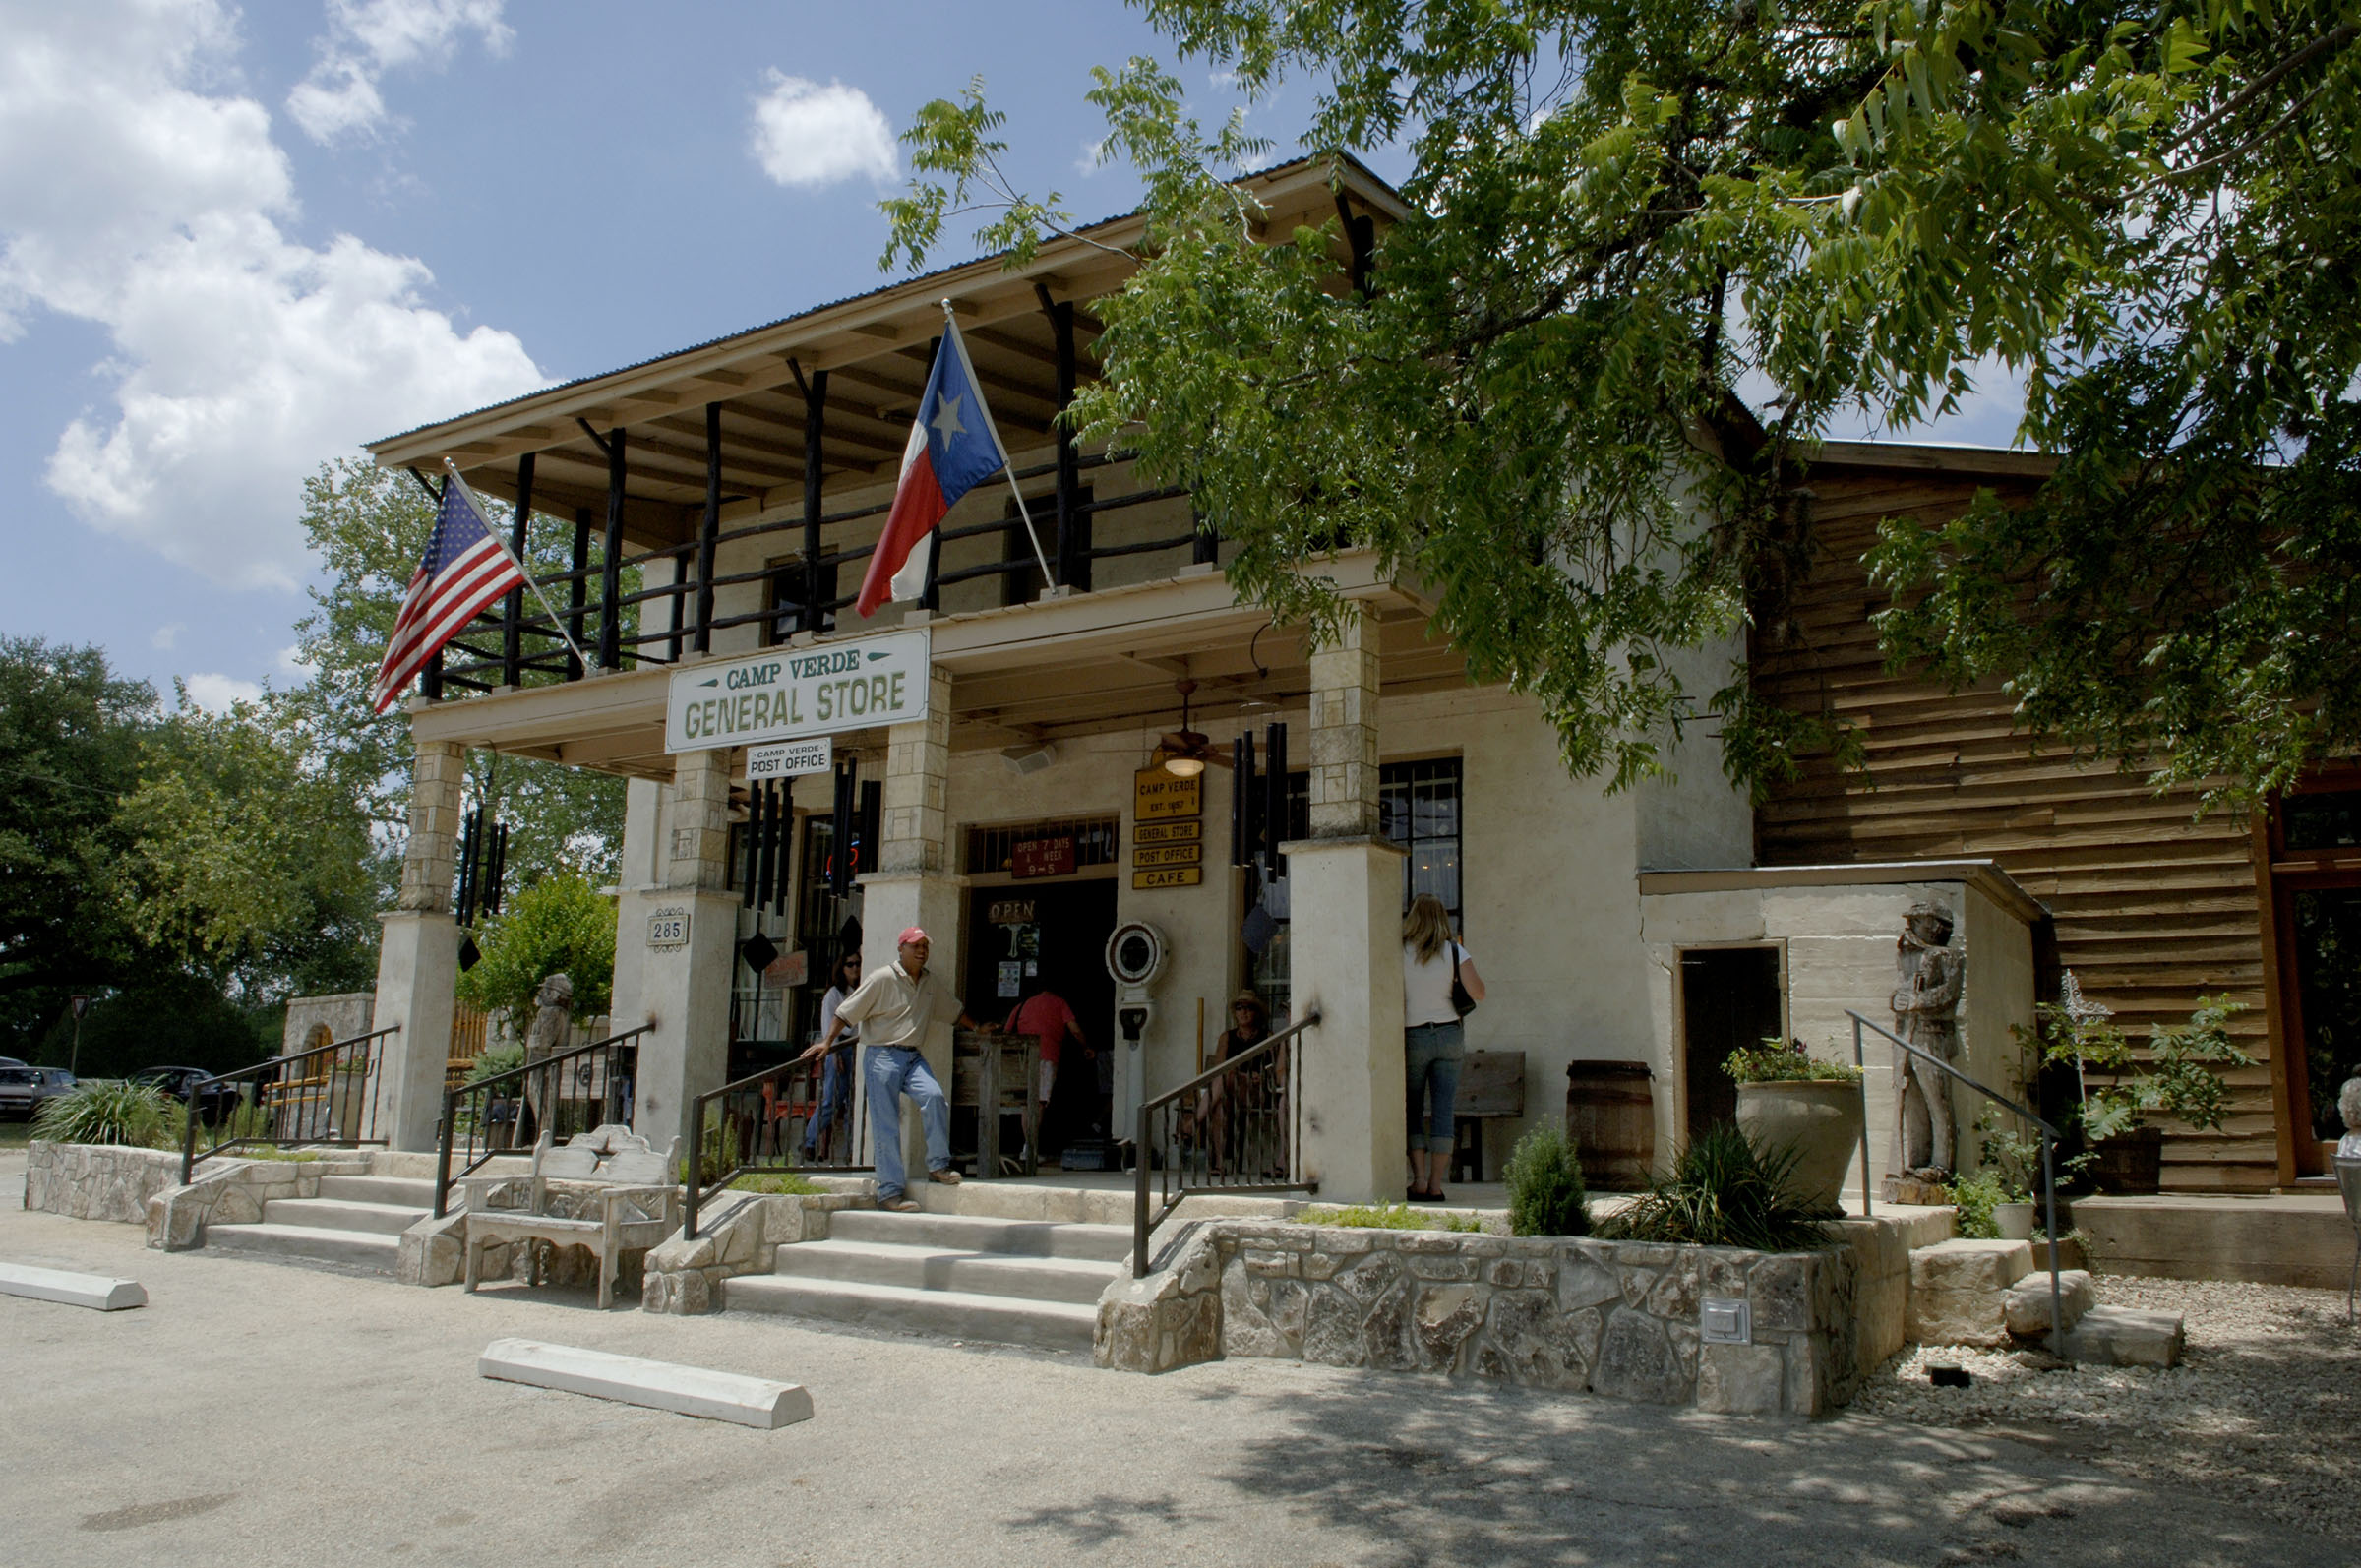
left=885, top=1, right=2361, bottom=802
left=113, top=690, right=384, bottom=1001
left=455, top=874, right=617, bottom=1024
left=284, top=457, right=632, bottom=892
left=0, top=638, right=155, bottom=1052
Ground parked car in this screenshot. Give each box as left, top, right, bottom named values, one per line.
left=131, top=1066, right=246, bottom=1120
left=0, top=1065, right=77, bottom=1118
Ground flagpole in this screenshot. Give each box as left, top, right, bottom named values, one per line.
left=940, top=300, right=1059, bottom=592
left=444, top=458, right=596, bottom=676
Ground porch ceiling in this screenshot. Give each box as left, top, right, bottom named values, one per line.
left=406, top=552, right=1464, bottom=781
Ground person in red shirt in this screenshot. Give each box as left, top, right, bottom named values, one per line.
left=1004, top=981, right=1088, bottom=1156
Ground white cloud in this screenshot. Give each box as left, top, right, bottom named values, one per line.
left=151, top=622, right=185, bottom=649
left=0, top=0, right=546, bottom=591
left=1074, top=137, right=1110, bottom=177
left=183, top=671, right=263, bottom=711
left=288, top=0, right=511, bottom=143
left=748, top=72, right=897, bottom=188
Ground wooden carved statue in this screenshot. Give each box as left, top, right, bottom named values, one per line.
left=522, top=971, right=574, bottom=1141
left=1891, top=903, right=1964, bottom=1179
left=2337, top=1077, right=2361, bottom=1161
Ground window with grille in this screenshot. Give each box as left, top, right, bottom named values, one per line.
left=963, top=816, right=1121, bottom=876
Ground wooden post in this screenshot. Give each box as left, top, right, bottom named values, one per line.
left=567, top=507, right=590, bottom=682
left=1048, top=301, right=1086, bottom=590
left=503, top=452, right=534, bottom=686
left=695, top=402, right=721, bottom=655
left=598, top=428, right=627, bottom=670
left=798, top=366, right=829, bottom=633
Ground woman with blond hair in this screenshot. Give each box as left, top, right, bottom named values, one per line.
left=1402, top=893, right=1483, bottom=1202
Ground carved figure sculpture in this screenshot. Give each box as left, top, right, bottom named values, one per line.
left=2337, top=1076, right=2361, bottom=1160
left=1891, top=903, right=1964, bottom=1178
left=522, top=972, right=574, bottom=1144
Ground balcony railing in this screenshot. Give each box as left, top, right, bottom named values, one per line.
left=418, top=448, right=1210, bottom=701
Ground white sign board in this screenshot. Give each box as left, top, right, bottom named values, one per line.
left=646, top=906, right=690, bottom=949
left=747, top=736, right=832, bottom=781
left=664, top=629, right=932, bottom=754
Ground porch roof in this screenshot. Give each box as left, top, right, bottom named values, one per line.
left=365, top=154, right=1410, bottom=547
left=409, top=549, right=1459, bottom=780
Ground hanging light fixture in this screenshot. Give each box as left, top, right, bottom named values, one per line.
left=1158, top=679, right=1219, bottom=777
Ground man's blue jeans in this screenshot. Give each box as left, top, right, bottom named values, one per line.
left=865, top=1045, right=950, bottom=1198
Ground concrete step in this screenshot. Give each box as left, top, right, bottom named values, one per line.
left=772, top=1238, right=1121, bottom=1305
left=828, top=1209, right=1134, bottom=1263
left=260, top=1196, right=423, bottom=1236
left=2053, top=1304, right=2186, bottom=1367
left=316, top=1174, right=438, bottom=1208
left=723, top=1273, right=1098, bottom=1353
left=204, top=1222, right=401, bottom=1274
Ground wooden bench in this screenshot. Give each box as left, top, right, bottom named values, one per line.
left=1448, top=1051, right=1527, bottom=1184
left=459, top=1122, right=680, bottom=1309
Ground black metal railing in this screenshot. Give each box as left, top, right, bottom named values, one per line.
left=1846, top=1009, right=2069, bottom=1342
left=432, top=452, right=1212, bottom=697
left=685, top=1046, right=872, bottom=1237
left=1132, top=1010, right=1320, bottom=1277
left=434, top=1024, right=650, bottom=1217
left=179, top=1025, right=400, bottom=1183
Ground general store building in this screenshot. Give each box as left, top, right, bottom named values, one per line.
left=361, top=154, right=2342, bottom=1204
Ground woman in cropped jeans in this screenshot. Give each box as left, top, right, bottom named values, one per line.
left=1400, top=893, right=1485, bottom=1202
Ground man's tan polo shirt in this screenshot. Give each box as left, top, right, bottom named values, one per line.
left=834, top=961, right=957, bottom=1049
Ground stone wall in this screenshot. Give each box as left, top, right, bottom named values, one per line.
left=26, top=1142, right=193, bottom=1224
left=1101, top=1219, right=1873, bottom=1417
left=641, top=1186, right=873, bottom=1313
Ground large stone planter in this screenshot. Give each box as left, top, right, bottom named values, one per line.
left=1734, top=1080, right=1864, bottom=1215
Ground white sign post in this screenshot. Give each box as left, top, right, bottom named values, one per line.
left=746, top=737, right=833, bottom=781
left=665, top=629, right=932, bottom=754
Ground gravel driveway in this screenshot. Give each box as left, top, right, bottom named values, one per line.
left=1851, top=1276, right=2361, bottom=1541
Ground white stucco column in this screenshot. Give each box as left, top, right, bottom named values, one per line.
left=376, top=732, right=465, bottom=1152
left=628, top=748, right=740, bottom=1159
left=859, top=667, right=967, bottom=1181
left=1287, top=601, right=1407, bottom=1203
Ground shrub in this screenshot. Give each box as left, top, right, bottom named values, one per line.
left=32, top=1079, right=173, bottom=1147
left=465, top=1044, right=525, bottom=1087
left=1725, top=1036, right=1864, bottom=1084
left=1296, top=1202, right=1483, bottom=1233
left=455, top=875, right=617, bottom=1024
left=730, top=1171, right=823, bottom=1196
left=1947, top=1168, right=2009, bottom=1239
left=1502, top=1124, right=1590, bottom=1236
left=1595, top=1122, right=1829, bottom=1252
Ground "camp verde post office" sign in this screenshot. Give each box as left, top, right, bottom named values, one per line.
left=664, top=629, right=931, bottom=754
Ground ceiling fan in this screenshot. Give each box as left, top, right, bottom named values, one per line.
left=1156, top=679, right=1234, bottom=777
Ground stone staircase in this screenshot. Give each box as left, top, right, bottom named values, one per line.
left=206, top=1173, right=434, bottom=1275
left=722, top=1195, right=1132, bottom=1353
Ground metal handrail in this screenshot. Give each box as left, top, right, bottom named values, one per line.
left=179, top=1025, right=401, bottom=1183
left=1846, top=1009, right=2067, bottom=1343
left=434, top=1024, right=650, bottom=1217
left=684, top=1046, right=874, bottom=1238
left=1133, top=1009, right=1320, bottom=1277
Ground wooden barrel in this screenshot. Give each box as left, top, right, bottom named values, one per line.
left=1565, top=1061, right=1655, bottom=1191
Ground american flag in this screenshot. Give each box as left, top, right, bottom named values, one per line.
left=370, top=475, right=524, bottom=713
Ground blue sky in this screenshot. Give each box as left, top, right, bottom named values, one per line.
left=1, top=1, right=2022, bottom=707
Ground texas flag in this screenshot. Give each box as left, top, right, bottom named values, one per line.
left=857, top=318, right=1013, bottom=617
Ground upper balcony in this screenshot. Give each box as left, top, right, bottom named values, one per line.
left=366, top=154, right=1409, bottom=711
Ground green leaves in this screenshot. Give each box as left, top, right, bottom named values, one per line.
left=876, top=0, right=2361, bottom=802
left=454, top=875, right=617, bottom=1024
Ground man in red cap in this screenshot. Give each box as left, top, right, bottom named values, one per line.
left=802, top=928, right=993, bottom=1211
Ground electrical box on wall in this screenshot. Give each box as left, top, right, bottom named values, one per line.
left=1699, top=1297, right=1751, bottom=1345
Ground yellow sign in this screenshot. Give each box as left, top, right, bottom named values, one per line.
left=1132, top=842, right=1203, bottom=870
left=1132, top=867, right=1203, bottom=890
left=1133, top=818, right=1201, bottom=846
left=1132, top=767, right=1202, bottom=821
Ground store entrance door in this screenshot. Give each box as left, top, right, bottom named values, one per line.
left=965, top=879, right=1119, bottom=1158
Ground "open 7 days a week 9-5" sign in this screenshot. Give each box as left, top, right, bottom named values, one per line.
left=664, top=629, right=931, bottom=754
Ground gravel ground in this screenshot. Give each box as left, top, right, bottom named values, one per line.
left=1851, top=1276, right=2361, bottom=1540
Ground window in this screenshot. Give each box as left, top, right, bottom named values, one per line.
left=1250, top=757, right=1464, bottom=1020
left=964, top=816, right=1120, bottom=876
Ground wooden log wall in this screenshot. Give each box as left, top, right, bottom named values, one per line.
left=1752, top=465, right=2278, bottom=1191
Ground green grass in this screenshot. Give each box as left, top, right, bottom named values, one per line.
left=1294, top=1202, right=1483, bottom=1233
left=728, top=1171, right=825, bottom=1196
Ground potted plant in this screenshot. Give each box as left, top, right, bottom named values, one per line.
left=1725, top=1037, right=1865, bottom=1215
left=2028, top=980, right=2255, bottom=1195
